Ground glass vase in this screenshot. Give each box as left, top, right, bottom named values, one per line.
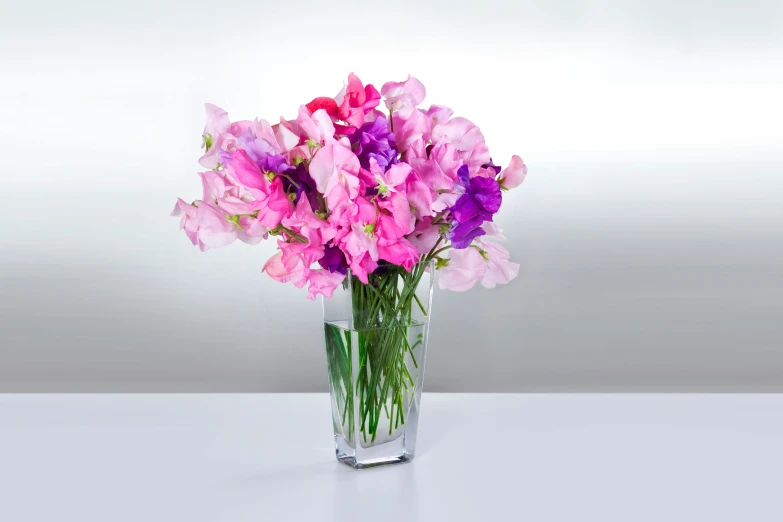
left=322, top=260, right=434, bottom=469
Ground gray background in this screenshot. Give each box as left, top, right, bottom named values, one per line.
left=1, top=0, right=781, bottom=392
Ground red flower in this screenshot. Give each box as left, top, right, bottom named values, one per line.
left=305, top=97, right=339, bottom=118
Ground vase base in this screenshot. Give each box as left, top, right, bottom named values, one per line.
left=334, top=433, right=418, bottom=469
left=337, top=453, right=414, bottom=470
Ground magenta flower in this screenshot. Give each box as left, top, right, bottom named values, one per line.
left=336, top=73, right=381, bottom=128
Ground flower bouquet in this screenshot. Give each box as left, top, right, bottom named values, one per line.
left=172, top=73, right=526, bottom=468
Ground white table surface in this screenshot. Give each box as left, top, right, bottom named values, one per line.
left=1, top=394, right=781, bottom=521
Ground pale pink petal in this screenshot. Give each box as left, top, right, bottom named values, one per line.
left=383, top=163, right=412, bottom=188
left=262, top=252, right=290, bottom=282
left=407, top=219, right=440, bottom=255
left=476, top=239, right=519, bottom=288
left=498, top=155, right=528, bottom=189
left=381, top=75, right=426, bottom=117
left=306, top=270, right=346, bottom=300
left=274, top=124, right=300, bottom=153
left=426, top=105, right=454, bottom=127
left=431, top=192, right=459, bottom=213
left=431, top=117, right=485, bottom=151
left=393, top=109, right=431, bottom=151
left=437, top=247, right=485, bottom=292
left=308, top=143, right=335, bottom=193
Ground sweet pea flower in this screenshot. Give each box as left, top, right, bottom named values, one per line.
left=437, top=246, right=485, bottom=291
left=377, top=192, right=414, bottom=240
left=171, top=198, right=238, bottom=251
left=250, top=177, right=294, bottom=228
left=343, top=222, right=379, bottom=284
left=349, top=116, right=398, bottom=171
left=426, top=104, right=454, bottom=127
left=437, top=238, right=518, bottom=291
left=404, top=175, right=434, bottom=219
left=262, top=249, right=308, bottom=287
left=335, top=73, right=381, bottom=128
left=368, top=160, right=410, bottom=195
left=377, top=237, right=420, bottom=271
left=447, top=165, right=502, bottom=249
left=306, top=269, right=346, bottom=300
left=236, top=215, right=269, bottom=244
left=309, top=143, right=361, bottom=211
left=279, top=225, right=324, bottom=268
left=432, top=192, right=460, bottom=213
left=414, top=142, right=461, bottom=191
left=198, top=104, right=231, bottom=169
left=175, top=75, right=528, bottom=296
left=227, top=149, right=271, bottom=192
left=382, top=75, right=426, bottom=118
left=498, top=155, right=528, bottom=189
left=319, top=244, right=349, bottom=274
left=431, top=117, right=490, bottom=175
left=407, top=218, right=441, bottom=255
left=476, top=239, right=519, bottom=289
left=305, top=97, right=339, bottom=118
left=391, top=109, right=431, bottom=153
left=297, top=106, right=336, bottom=145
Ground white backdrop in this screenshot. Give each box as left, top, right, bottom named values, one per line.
left=1, top=0, right=782, bottom=391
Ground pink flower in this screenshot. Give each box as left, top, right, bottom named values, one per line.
left=237, top=216, right=268, bottom=244
left=228, top=149, right=271, bottom=192
left=336, top=73, right=381, bottom=128
left=407, top=218, right=441, bottom=255
left=431, top=117, right=484, bottom=151
left=437, top=246, right=485, bottom=291
left=426, top=105, right=453, bottom=127
left=280, top=225, right=324, bottom=267
left=308, top=143, right=361, bottom=211
left=306, top=270, right=346, bottom=300
left=404, top=175, right=434, bottom=219
left=498, top=155, right=527, bottom=189
left=368, top=160, right=410, bottom=194
left=431, top=117, right=489, bottom=175
left=262, top=249, right=307, bottom=287
left=414, top=142, right=461, bottom=191
left=296, top=106, right=336, bottom=145
left=377, top=192, right=414, bottom=239
left=392, top=108, right=432, bottom=154
left=431, top=192, right=459, bottom=213
left=377, top=237, right=420, bottom=271
left=198, top=104, right=231, bottom=169
left=249, top=178, right=293, bottom=228
left=436, top=238, right=520, bottom=291
left=382, top=75, right=426, bottom=117
left=171, top=198, right=238, bottom=252
left=343, top=223, right=379, bottom=264
left=476, top=239, right=519, bottom=289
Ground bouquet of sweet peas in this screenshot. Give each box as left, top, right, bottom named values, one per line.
left=172, top=73, right=526, bottom=299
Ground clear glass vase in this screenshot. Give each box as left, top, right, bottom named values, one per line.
left=322, top=260, right=434, bottom=469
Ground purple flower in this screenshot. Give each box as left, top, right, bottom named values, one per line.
left=319, top=244, right=348, bottom=274
left=349, top=116, right=398, bottom=171
left=281, top=162, right=319, bottom=208
left=447, top=165, right=502, bottom=249
left=481, top=158, right=502, bottom=174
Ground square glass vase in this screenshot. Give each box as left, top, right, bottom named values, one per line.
left=322, top=261, right=434, bottom=469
